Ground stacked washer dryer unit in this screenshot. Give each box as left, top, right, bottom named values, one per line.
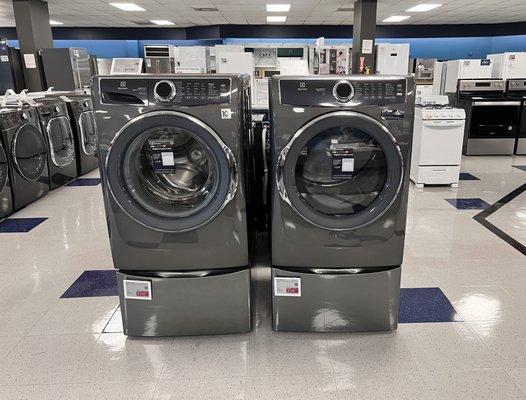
left=35, top=99, right=77, bottom=189
left=92, top=74, right=252, bottom=336
left=269, top=76, right=414, bottom=332
left=0, top=105, right=49, bottom=211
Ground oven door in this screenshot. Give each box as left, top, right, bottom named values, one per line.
left=469, top=100, right=521, bottom=139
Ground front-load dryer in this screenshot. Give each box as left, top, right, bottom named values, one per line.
left=0, top=130, right=13, bottom=218
left=35, top=99, right=77, bottom=189
left=0, top=106, right=49, bottom=210
left=92, top=74, right=252, bottom=336
left=269, top=76, right=414, bottom=332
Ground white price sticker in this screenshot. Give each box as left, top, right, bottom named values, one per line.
left=123, top=280, right=152, bottom=300
left=341, top=158, right=355, bottom=172
left=274, top=277, right=301, bottom=297
left=161, top=152, right=175, bottom=166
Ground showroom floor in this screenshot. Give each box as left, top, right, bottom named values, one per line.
left=0, top=156, right=525, bottom=400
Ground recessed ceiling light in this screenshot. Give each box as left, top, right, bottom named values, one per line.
left=406, top=4, right=442, bottom=12
left=383, top=15, right=411, bottom=22
left=266, top=4, right=291, bottom=12
left=267, top=15, right=287, bottom=23
left=49, top=20, right=63, bottom=25
left=150, top=20, right=175, bottom=26
left=110, top=3, right=146, bottom=12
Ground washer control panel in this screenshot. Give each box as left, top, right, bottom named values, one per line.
left=279, top=78, right=407, bottom=106
left=149, top=78, right=231, bottom=105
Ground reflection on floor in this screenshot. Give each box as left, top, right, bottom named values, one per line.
left=0, top=156, right=525, bottom=399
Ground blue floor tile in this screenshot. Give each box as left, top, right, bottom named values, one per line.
left=399, top=287, right=462, bottom=323
left=66, top=178, right=101, bottom=187
left=459, top=172, right=480, bottom=181
left=513, top=165, right=526, bottom=172
left=445, top=198, right=490, bottom=210
left=0, top=218, right=48, bottom=233
left=61, top=270, right=117, bottom=298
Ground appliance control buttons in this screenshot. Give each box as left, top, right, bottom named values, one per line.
left=154, top=80, right=176, bottom=102
left=333, top=81, right=354, bottom=103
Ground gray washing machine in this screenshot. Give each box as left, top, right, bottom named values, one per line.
left=0, top=129, right=13, bottom=218
left=269, top=76, right=414, bottom=332
left=92, top=74, right=252, bottom=337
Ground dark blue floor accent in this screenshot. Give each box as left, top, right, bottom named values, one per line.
left=513, top=165, right=526, bottom=172
left=61, top=270, right=117, bottom=298
left=0, top=218, right=48, bottom=233
left=399, top=287, right=462, bottom=323
left=66, top=178, right=101, bottom=187
left=445, top=198, right=490, bottom=210
left=459, top=172, right=480, bottom=181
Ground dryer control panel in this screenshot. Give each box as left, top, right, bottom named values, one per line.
left=279, top=78, right=407, bottom=106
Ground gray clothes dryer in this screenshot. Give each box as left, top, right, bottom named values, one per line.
left=269, top=76, right=414, bottom=332
left=92, top=74, right=252, bottom=337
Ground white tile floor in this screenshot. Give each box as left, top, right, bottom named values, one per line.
left=0, top=156, right=525, bottom=399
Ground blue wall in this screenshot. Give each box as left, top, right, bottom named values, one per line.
left=7, top=35, right=526, bottom=60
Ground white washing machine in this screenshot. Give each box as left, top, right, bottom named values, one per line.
left=410, top=98, right=466, bottom=188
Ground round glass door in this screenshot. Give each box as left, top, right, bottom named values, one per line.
left=79, top=111, right=98, bottom=156
left=278, top=111, right=403, bottom=230
left=47, top=116, right=75, bottom=167
left=0, top=142, right=8, bottom=193
left=12, top=124, right=47, bottom=182
left=106, top=111, right=237, bottom=232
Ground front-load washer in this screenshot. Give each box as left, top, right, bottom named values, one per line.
left=35, top=99, right=77, bottom=189
left=92, top=74, right=252, bottom=336
left=269, top=76, right=414, bottom=332
left=0, top=131, right=13, bottom=218
left=0, top=106, right=49, bottom=210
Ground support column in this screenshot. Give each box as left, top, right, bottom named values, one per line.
left=12, top=0, right=53, bottom=91
left=351, top=0, right=377, bottom=74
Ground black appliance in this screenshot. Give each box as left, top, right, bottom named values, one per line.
left=0, top=44, right=25, bottom=94
left=40, top=48, right=91, bottom=91
left=0, top=106, right=49, bottom=210
left=456, top=79, right=520, bottom=155
left=35, top=99, right=77, bottom=189
left=506, top=79, right=526, bottom=155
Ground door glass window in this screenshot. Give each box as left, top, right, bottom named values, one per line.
left=48, top=117, right=75, bottom=166
left=79, top=111, right=98, bottom=155
left=295, top=126, right=387, bottom=215
left=123, top=125, right=218, bottom=218
left=470, top=105, right=519, bottom=138
left=14, top=124, right=47, bottom=181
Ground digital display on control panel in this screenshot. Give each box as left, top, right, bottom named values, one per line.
left=279, top=79, right=407, bottom=106
left=150, top=79, right=231, bottom=106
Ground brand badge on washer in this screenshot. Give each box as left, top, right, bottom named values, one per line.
left=221, top=108, right=233, bottom=119
left=124, top=280, right=152, bottom=300
left=274, top=277, right=301, bottom=297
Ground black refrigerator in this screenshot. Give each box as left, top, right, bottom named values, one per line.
left=0, top=44, right=26, bottom=94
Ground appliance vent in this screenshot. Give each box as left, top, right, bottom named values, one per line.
left=144, top=45, right=172, bottom=58
left=193, top=7, right=219, bottom=11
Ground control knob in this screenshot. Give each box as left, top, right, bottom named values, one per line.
left=154, top=80, right=176, bottom=102
left=333, top=81, right=354, bottom=103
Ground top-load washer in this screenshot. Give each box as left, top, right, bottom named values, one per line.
left=92, top=74, right=253, bottom=336
left=0, top=106, right=49, bottom=210
left=35, top=99, right=77, bottom=189
left=0, top=129, right=13, bottom=218
left=269, top=75, right=414, bottom=332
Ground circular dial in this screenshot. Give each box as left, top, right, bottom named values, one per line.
left=333, top=81, right=354, bottom=103
left=154, top=80, right=176, bottom=102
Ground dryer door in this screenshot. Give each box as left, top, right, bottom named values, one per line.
left=0, top=141, right=8, bottom=192
left=106, top=111, right=238, bottom=232
left=78, top=110, right=98, bottom=156
left=12, top=123, right=47, bottom=182
left=46, top=116, right=75, bottom=167
left=277, top=111, right=404, bottom=230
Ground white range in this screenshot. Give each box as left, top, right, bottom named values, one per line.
left=410, top=105, right=466, bottom=188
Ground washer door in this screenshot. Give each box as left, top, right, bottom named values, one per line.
left=277, top=111, right=404, bottom=230
left=46, top=116, right=75, bottom=167
left=0, top=141, right=8, bottom=192
left=78, top=111, right=98, bottom=156
left=106, top=111, right=238, bottom=232
left=12, top=123, right=47, bottom=182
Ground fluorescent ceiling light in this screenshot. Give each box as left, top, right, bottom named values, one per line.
left=406, top=4, right=442, bottom=12
left=266, top=4, right=291, bottom=12
left=383, top=15, right=411, bottom=22
left=150, top=20, right=175, bottom=26
left=267, top=15, right=287, bottom=23
left=49, top=20, right=63, bottom=25
left=110, top=3, right=146, bottom=12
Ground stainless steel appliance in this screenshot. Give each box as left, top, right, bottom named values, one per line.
left=92, top=74, right=253, bottom=336
left=456, top=79, right=520, bottom=155
left=144, top=45, right=175, bottom=74
left=506, top=79, right=526, bottom=154
left=40, top=48, right=91, bottom=91
left=0, top=41, right=26, bottom=94
left=269, top=76, right=414, bottom=332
